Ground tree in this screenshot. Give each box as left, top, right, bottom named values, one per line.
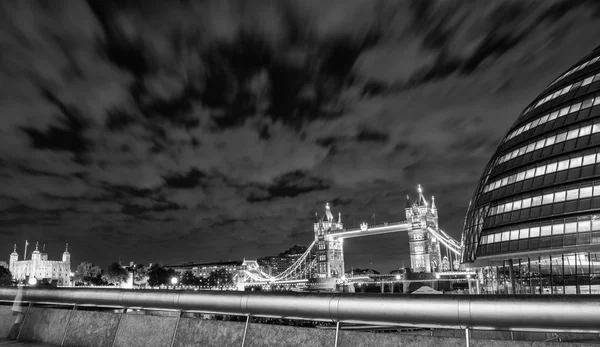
left=131, top=264, right=149, bottom=287
left=180, top=270, right=199, bottom=286
left=105, top=262, right=128, bottom=286
left=0, top=267, right=13, bottom=286
left=74, top=261, right=103, bottom=286
left=207, top=268, right=234, bottom=289
left=147, top=264, right=176, bottom=287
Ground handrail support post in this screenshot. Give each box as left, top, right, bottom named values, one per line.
left=241, top=315, right=251, bottom=347
left=334, top=321, right=340, bottom=347
left=465, top=328, right=470, bottom=347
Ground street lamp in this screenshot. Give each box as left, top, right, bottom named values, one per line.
left=28, top=277, right=37, bottom=286
left=170, top=277, right=178, bottom=289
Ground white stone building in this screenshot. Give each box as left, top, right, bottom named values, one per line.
left=9, top=242, right=71, bottom=286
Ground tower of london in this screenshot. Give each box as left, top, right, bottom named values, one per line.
left=9, top=242, right=71, bottom=286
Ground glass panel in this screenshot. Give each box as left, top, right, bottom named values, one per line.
left=526, top=143, right=536, bottom=153
left=530, top=226, right=541, bottom=237
left=532, top=196, right=542, bottom=206
left=542, top=193, right=554, bottom=204
left=556, top=132, right=567, bottom=142
left=535, top=140, right=545, bottom=150
left=570, top=102, right=582, bottom=112
left=559, top=107, right=570, bottom=117
left=505, top=202, right=513, bottom=212
left=578, top=220, right=591, bottom=232
left=517, top=171, right=526, bottom=180
left=564, top=222, right=577, bottom=234
left=513, top=200, right=522, bottom=209
left=494, top=233, right=502, bottom=243
left=546, top=136, right=556, bottom=146
left=582, top=98, right=594, bottom=109
left=593, top=123, right=600, bottom=133
left=570, top=157, right=583, bottom=168
left=580, top=125, right=592, bottom=136
left=566, top=129, right=579, bottom=140
left=580, top=186, right=593, bottom=198
left=548, top=111, right=559, bottom=121
left=510, top=229, right=519, bottom=240
left=546, top=162, right=558, bottom=173
left=535, top=166, right=546, bottom=176
left=594, top=185, right=600, bottom=196
left=522, top=198, right=532, bottom=208
left=540, top=225, right=552, bottom=236
left=502, top=231, right=510, bottom=241
left=552, top=223, right=564, bottom=235
left=525, top=168, right=536, bottom=179
left=519, top=228, right=529, bottom=239
left=583, top=154, right=596, bottom=166
left=558, top=160, right=570, bottom=171
left=566, top=189, right=579, bottom=200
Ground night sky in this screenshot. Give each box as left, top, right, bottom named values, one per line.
left=2, top=1, right=600, bottom=273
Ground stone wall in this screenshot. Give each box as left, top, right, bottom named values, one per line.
left=0, top=305, right=598, bottom=347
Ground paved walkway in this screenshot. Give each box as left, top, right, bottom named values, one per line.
left=0, top=339, right=56, bottom=346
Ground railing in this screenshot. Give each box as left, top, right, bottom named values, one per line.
left=1, top=288, right=599, bottom=333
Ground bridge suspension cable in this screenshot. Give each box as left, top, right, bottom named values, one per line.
left=273, top=240, right=316, bottom=281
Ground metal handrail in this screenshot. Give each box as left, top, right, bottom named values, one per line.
left=1, top=288, right=600, bottom=333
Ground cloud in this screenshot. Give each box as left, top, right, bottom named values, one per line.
left=1, top=0, right=600, bottom=271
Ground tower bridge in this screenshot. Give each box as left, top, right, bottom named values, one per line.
left=241, top=185, right=462, bottom=288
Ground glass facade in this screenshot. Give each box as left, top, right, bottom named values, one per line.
left=462, top=46, right=600, bottom=294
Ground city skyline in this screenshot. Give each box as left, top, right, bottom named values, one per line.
left=2, top=1, right=600, bottom=273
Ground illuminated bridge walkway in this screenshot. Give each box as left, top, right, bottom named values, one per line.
left=240, top=185, right=463, bottom=288
left=1, top=288, right=599, bottom=347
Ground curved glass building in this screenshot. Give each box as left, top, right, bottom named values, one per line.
left=462, top=45, right=600, bottom=294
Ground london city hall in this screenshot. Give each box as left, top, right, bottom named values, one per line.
left=462, top=46, right=600, bottom=294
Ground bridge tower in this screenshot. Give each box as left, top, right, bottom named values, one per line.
left=314, top=203, right=344, bottom=279
left=406, top=185, right=442, bottom=273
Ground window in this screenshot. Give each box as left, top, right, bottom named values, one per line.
left=566, top=129, right=579, bottom=140
left=525, top=168, right=536, bottom=179
left=510, top=229, right=519, bottom=240
left=570, top=157, right=583, bottom=167
left=494, top=233, right=502, bottom=243
left=570, top=102, right=582, bottom=113
left=532, top=196, right=542, bottom=206
left=556, top=132, right=567, bottom=142
left=501, top=231, right=510, bottom=241
left=564, top=222, right=577, bottom=234
left=559, top=107, right=570, bottom=117
left=578, top=220, right=591, bottom=232
left=558, top=160, right=570, bottom=171
left=580, top=186, right=593, bottom=198
left=519, top=228, right=529, bottom=239
left=566, top=189, right=579, bottom=200
left=541, top=225, right=552, bottom=236
left=580, top=125, right=592, bottom=136
left=583, top=154, right=596, bottom=166
left=554, top=190, right=566, bottom=202
left=530, top=226, right=541, bottom=237
left=535, top=166, right=546, bottom=176
left=517, top=171, right=526, bottom=180
left=546, top=136, right=556, bottom=146
left=542, top=193, right=554, bottom=204
left=552, top=224, right=564, bottom=235
left=522, top=198, right=532, bottom=208
left=513, top=200, right=522, bottom=210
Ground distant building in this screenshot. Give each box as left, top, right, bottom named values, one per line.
left=257, top=245, right=308, bottom=276
left=9, top=242, right=71, bottom=286
left=164, top=259, right=261, bottom=287
left=165, top=260, right=243, bottom=278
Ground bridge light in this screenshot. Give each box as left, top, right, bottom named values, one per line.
left=171, top=277, right=178, bottom=285
left=28, top=277, right=37, bottom=286
left=395, top=275, right=401, bottom=280
left=435, top=274, right=440, bottom=279
left=341, top=275, right=346, bottom=282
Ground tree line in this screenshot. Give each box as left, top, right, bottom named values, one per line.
left=73, top=262, right=234, bottom=288
left=0, top=261, right=235, bottom=288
